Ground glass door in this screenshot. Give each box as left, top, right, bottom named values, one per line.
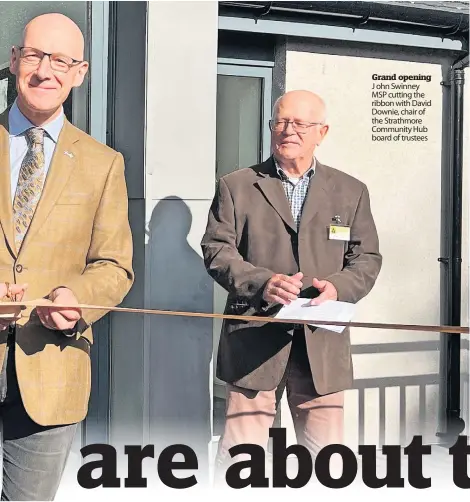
left=213, top=62, right=273, bottom=432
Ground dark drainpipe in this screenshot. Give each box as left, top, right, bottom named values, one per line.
left=437, top=53, right=469, bottom=447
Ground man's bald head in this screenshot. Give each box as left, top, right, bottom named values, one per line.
left=10, top=12, right=89, bottom=125
left=22, top=13, right=85, bottom=61
left=273, top=90, right=327, bottom=124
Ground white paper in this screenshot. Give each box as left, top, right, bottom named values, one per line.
left=274, top=298, right=356, bottom=333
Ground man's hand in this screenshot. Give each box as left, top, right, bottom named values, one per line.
left=263, top=272, right=303, bottom=305
left=0, top=283, right=28, bottom=331
left=37, top=287, right=82, bottom=332
left=310, top=277, right=338, bottom=305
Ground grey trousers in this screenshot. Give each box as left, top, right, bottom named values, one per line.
left=0, top=328, right=78, bottom=501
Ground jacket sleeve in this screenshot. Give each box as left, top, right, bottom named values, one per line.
left=201, top=177, right=274, bottom=310
left=325, top=184, right=382, bottom=304
left=61, top=152, right=134, bottom=329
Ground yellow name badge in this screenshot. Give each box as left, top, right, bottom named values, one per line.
left=329, top=224, right=351, bottom=241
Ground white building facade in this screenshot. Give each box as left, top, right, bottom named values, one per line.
left=0, top=0, right=469, bottom=493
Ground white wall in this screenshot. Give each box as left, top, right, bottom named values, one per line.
left=142, top=5, right=469, bottom=466
left=144, top=0, right=218, bottom=477
left=283, top=50, right=469, bottom=449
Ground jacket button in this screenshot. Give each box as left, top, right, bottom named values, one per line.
left=15, top=264, right=23, bottom=273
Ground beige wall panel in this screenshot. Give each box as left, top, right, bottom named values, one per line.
left=284, top=50, right=468, bottom=447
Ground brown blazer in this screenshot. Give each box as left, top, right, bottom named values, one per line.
left=201, top=157, right=382, bottom=395
left=0, top=108, right=134, bottom=426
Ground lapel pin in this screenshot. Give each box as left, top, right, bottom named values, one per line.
left=64, top=151, right=74, bottom=158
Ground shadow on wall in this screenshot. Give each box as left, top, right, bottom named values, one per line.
left=145, top=196, right=214, bottom=461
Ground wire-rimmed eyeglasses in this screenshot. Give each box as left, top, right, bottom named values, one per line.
left=269, top=119, right=324, bottom=134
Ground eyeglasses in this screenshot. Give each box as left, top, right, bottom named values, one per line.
left=269, top=119, right=324, bottom=133
left=15, top=46, right=83, bottom=73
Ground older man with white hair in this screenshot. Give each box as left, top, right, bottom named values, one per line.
left=202, top=89, right=382, bottom=479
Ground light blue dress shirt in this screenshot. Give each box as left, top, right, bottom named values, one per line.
left=8, top=99, right=65, bottom=202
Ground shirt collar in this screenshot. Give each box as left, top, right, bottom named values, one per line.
left=9, top=99, right=65, bottom=143
left=274, top=156, right=316, bottom=181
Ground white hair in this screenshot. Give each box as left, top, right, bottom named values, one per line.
left=271, top=91, right=327, bottom=123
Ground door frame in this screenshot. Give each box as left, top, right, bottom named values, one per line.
left=217, top=60, right=273, bottom=163
left=81, top=0, right=111, bottom=448
left=212, top=59, right=273, bottom=406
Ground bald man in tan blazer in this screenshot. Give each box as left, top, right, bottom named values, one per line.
left=0, top=13, right=133, bottom=500
left=202, top=90, right=382, bottom=479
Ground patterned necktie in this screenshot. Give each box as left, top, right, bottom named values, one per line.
left=13, top=127, right=46, bottom=250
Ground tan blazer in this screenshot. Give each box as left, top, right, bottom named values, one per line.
left=201, top=157, right=382, bottom=395
left=0, top=108, right=134, bottom=426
